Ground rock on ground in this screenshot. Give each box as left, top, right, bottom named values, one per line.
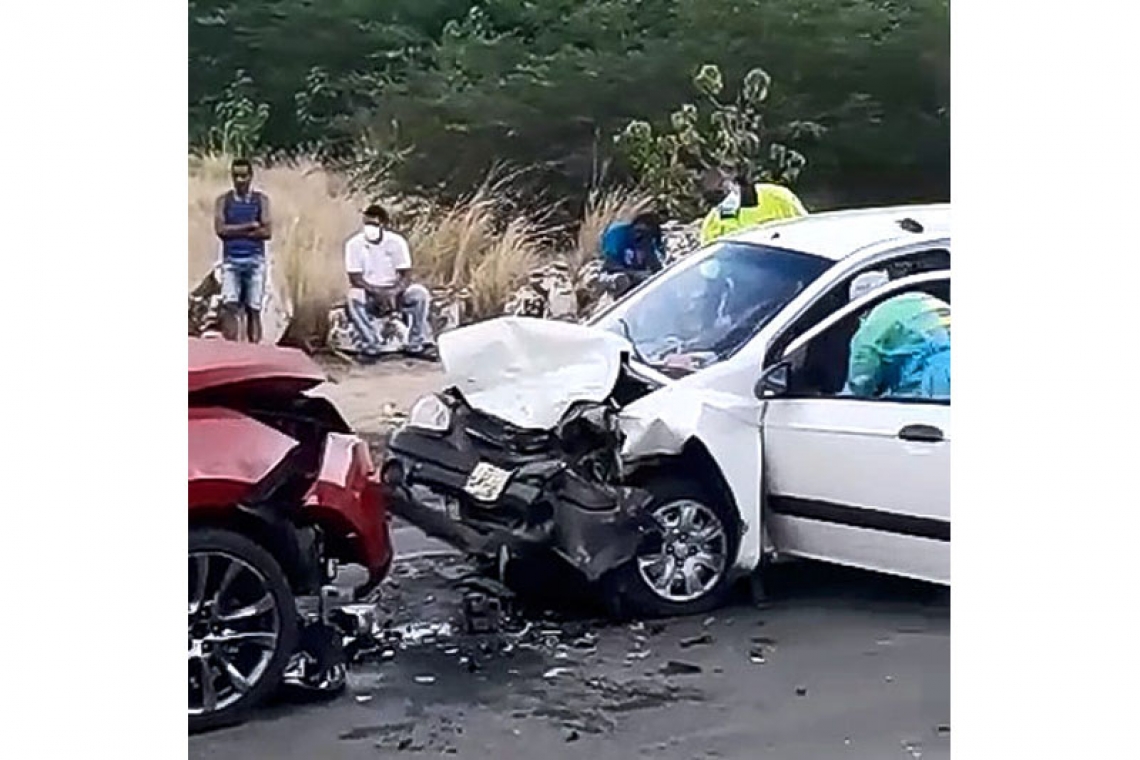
left=187, top=260, right=294, bottom=343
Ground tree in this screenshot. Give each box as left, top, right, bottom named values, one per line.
left=188, top=0, right=950, bottom=210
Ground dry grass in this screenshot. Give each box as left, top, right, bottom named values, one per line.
left=189, top=154, right=644, bottom=340
left=401, top=170, right=547, bottom=316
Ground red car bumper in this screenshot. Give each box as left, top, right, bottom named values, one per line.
left=304, top=433, right=393, bottom=589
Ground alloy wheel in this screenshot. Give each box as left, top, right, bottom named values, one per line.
left=636, top=499, right=729, bottom=604
left=188, top=551, right=282, bottom=717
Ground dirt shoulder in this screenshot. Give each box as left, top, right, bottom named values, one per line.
left=312, top=357, right=445, bottom=437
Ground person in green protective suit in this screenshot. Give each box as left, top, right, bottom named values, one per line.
left=844, top=290, right=951, bottom=401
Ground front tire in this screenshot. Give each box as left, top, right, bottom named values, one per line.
left=604, top=476, right=738, bottom=618
left=189, top=528, right=298, bottom=733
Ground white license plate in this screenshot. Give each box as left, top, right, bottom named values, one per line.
left=464, top=462, right=512, bottom=502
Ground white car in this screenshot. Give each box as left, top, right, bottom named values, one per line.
left=384, top=204, right=951, bottom=616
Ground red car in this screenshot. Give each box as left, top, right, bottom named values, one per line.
left=188, top=338, right=392, bottom=731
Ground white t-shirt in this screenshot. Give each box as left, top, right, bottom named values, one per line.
left=344, top=230, right=413, bottom=301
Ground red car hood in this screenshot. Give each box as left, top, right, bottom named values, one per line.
left=188, top=338, right=327, bottom=395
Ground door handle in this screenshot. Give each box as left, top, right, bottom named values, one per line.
left=898, top=424, right=944, bottom=443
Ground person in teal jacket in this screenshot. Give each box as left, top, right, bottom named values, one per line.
left=844, top=291, right=951, bottom=400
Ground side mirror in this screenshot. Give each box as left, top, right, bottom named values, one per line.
left=755, top=362, right=790, bottom=399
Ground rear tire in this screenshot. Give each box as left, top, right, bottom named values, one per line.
left=603, top=476, right=739, bottom=619
left=189, top=528, right=298, bottom=733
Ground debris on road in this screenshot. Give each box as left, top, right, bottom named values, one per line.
left=196, top=515, right=947, bottom=756
left=338, top=720, right=416, bottom=743
left=570, top=633, right=599, bottom=651
left=660, top=660, right=703, bottom=677
left=749, top=635, right=776, bottom=664
left=462, top=591, right=505, bottom=634
left=280, top=619, right=348, bottom=697
left=392, top=620, right=454, bottom=647
left=455, top=574, right=517, bottom=600
left=432, top=563, right=472, bottom=583
left=304, top=551, right=930, bottom=753
left=679, top=633, right=715, bottom=649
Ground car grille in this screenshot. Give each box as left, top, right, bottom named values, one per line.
left=462, top=409, right=554, bottom=456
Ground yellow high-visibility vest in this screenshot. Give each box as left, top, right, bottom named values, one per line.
left=699, top=184, right=808, bottom=246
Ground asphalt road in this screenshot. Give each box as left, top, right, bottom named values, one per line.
left=189, top=528, right=950, bottom=760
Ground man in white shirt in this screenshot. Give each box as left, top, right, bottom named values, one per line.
left=344, top=204, right=434, bottom=357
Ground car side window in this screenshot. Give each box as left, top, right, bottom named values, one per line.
left=785, top=282, right=951, bottom=403
left=765, top=247, right=950, bottom=366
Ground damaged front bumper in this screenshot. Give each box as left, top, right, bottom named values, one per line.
left=382, top=402, right=654, bottom=582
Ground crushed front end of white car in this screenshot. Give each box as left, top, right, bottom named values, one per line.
left=383, top=317, right=757, bottom=617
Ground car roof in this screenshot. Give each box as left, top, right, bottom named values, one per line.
left=729, top=203, right=951, bottom=261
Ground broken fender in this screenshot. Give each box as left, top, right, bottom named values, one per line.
left=188, top=406, right=299, bottom=506
left=619, top=387, right=765, bottom=571
left=549, top=479, right=654, bottom=581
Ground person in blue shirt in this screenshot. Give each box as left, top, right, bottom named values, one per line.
left=214, top=158, right=272, bottom=342
left=598, top=212, right=665, bottom=298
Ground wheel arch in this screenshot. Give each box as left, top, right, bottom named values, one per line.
left=188, top=506, right=322, bottom=594
left=625, top=430, right=762, bottom=574
left=627, top=440, right=741, bottom=535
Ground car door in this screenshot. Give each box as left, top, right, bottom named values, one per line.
left=758, top=272, right=951, bottom=585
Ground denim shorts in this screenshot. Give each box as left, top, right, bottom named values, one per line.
left=220, top=257, right=266, bottom=310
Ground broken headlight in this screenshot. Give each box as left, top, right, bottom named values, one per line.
left=407, top=394, right=452, bottom=433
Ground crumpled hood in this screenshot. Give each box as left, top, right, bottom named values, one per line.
left=439, top=316, right=631, bottom=430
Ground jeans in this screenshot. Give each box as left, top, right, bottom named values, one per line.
left=220, top=257, right=266, bottom=310
left=346, top=284, right=434, bottom=354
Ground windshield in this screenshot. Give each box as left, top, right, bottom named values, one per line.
left=593, top=241, right=832, bottom=374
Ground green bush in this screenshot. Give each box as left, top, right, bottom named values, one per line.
left=189, top=0, right=949, bottom=211
left=614, top=63, right=821, bottom=217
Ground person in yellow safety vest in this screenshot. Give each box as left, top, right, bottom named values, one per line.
left=698, top=169, right=808, bottom=246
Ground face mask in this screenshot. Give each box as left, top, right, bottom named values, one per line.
left=363, top=224, right=382, bottom=243
left=717, top=185, right=741, bottom=217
